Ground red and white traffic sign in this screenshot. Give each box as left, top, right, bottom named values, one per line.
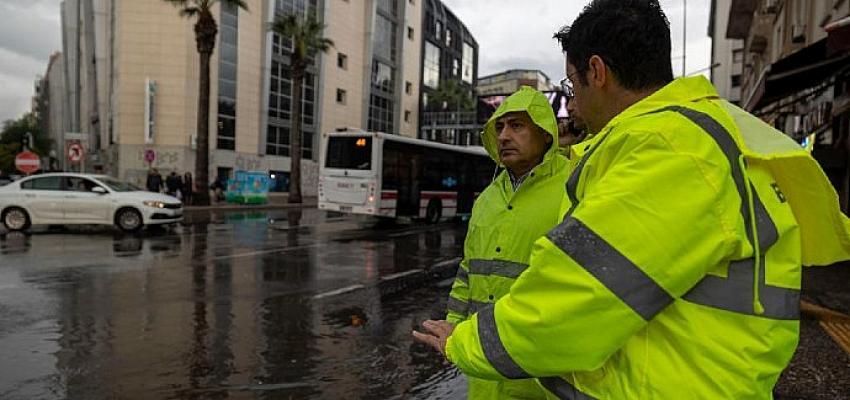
left=15, top=151, right=40, bottom=174
left=67, top=142, right=84, bottom=163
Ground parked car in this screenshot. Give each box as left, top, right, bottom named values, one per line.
left=0, top=176, right=12, bottom=187
left=0, top=173, right=183, bottom=232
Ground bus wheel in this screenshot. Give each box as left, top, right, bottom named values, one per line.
left=425, top=199, right=442, bottom=224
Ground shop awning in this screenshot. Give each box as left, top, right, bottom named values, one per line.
left=747, top=39, right=850, bottom=111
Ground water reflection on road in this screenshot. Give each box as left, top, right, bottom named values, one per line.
left=0, top=209, right=467, bottom=399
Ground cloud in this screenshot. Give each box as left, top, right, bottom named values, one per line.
left=0, top=0, right=62, bottom=122
left=441, top=0, right=713, bottom=81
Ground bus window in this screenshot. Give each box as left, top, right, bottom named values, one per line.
left=382, top=145, right=399, bottom=190
left=326, top=137, right=373, bottom=170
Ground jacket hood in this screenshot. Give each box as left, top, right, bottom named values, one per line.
left=480, top=86, right=559, bottom=165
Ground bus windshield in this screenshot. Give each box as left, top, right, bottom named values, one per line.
left=325, top=136, right=373, bottom=170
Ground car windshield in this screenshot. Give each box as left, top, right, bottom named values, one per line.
left=98, top=177, right=142, bottom=192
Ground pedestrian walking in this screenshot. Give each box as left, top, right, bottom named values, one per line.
left=146, top=168, right=163, bottom=193
left=440, top=87, right=570, bottom=399
left=165, top=171, right=183, bottom=198
left=183, top=172, right=194, bottom=205
left=414, top=1, right=850, bottom=398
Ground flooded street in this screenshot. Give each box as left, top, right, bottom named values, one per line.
left=0, top=210, right=467, bottom=399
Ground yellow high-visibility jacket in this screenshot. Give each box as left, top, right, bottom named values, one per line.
left=447, top=86, right=570, bottom=399
left=445, top=76, right=850, bottom=399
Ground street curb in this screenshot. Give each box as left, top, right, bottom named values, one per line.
left=183, top=202, right=317, bottom=213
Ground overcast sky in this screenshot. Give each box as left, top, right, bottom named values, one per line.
left=0, top=0, right=712, bottom=123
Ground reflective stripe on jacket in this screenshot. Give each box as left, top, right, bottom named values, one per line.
left=447, top=86, right=571, bottom=399
left=445, top=76, right=850, bottom=399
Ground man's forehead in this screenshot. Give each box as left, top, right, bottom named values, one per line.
left=496, top=111, right=531, bottom=123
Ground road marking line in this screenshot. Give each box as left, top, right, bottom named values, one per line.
left=380, top=269, right=423, bottom=281
left=801, top=300, right=850, bottom=356
left=312, top=284, right=366, bottom=300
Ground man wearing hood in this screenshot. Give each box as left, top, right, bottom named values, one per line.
left=435, top=86, right=570, bottom=399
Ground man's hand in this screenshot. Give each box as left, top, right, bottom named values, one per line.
left=412, top=320, right=455, bottom=356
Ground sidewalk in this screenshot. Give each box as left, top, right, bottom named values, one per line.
left=183, top=194, right=317, bottom=214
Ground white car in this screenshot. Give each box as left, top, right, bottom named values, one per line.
left=0, top=173, right=183, bottom=232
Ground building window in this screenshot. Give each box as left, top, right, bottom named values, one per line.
left=731, top=74, right=742, bottom=88
left=217, top=2, right=239, bottom=150
left=435, top=20, right=442, bottom=41
left=374, top=14, right=397, bottom=62
left=336, top=88, right=347, bottom=104
left=372, top=61, right=394, bottom=94
left=404, top=110, right=411, bottom=123
left=424, top=41, right=440, bottom=88
left=405, top=81, right=412, bottom=94
left=408, top=26, right=414, bottom=40
left=337, top=53, right=348, bottom=69
left=266, top=125, right=314, bottom=160
left=446, top=29, right=453, bottom=47
left=462, top=42, right=474, bottom=84
left=732, top=49, right=743, bottom=63
left=453, top=58, right=461, bottom=77
left=368, top=94, right=394, bottom=133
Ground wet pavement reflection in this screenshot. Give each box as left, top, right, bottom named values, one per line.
left=0, top=209, right=467, bottom=399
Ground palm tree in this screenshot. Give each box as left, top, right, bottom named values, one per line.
left=165, top=0, right=247, bottom=206
left=270, top=14, right=333, bottom=204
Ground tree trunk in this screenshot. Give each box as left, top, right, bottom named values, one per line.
left=193, top=12, right=217, bottom=206
left=289, top=63, right=304, bottom=204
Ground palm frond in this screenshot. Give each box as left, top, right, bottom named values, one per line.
left=269, top=13, right=333, bottom=60
left=179, top=7, right=201, bottom=17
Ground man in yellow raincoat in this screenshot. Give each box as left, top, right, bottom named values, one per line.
left=442, top=86, right=571, bottom=399
left=414, top=0, right=850, bottom=398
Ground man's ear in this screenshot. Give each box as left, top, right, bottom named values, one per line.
left=588, top=55, right=607, bottom=88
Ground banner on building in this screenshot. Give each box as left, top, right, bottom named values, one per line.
left=144, top=78, right=156, bottom=144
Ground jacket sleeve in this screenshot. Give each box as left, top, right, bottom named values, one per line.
left=445, top=131, right=740, bottom=379
left=445, top=257, right=471, bottom=324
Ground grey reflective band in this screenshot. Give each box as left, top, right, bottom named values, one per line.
left=456, top=266, right=469, bottom=285
left=469, top=299, right=491, bottom=314
left=469, top=259, right=529, bottom=279
left=477, top=304, right=532, bottom=379
left=539, top=377, right=597, bottom=400
left=446, top=296, right=468, bottom=316
left=652, top=106, right=800, bottom=320
left=547, top=217, right=674, bottom=321
left=565, top=131, right=611, bottom=216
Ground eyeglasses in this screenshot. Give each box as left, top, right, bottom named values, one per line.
left=559, top=71, right=580, bottom=98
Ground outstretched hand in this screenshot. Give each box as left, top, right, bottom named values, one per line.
left=412, top=320, right=455, bottom=356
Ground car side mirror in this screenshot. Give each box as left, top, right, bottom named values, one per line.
left=92, top=186, right=107, bottom=194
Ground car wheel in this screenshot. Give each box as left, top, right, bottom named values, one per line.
left=425, top=199, right=442, bottom=224
left=2, top=207, right=30, bottom=231
left=115, top=208, right=143, bottom=232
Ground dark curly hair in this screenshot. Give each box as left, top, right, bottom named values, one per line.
left=554, top=0, right=674, bottom=91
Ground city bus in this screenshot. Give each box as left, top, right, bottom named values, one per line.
left=318, top=130, right=495, bottom=222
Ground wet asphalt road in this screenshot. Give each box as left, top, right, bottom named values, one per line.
left=0, top=209, right=467, bottom=400
left=2, top=208, right=849, bottom=399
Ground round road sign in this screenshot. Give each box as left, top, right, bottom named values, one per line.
left=68, top=142, right=84, bottom=163
left=15, top=151, right=40, bottom=174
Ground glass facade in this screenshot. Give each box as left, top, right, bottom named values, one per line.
left=423, top=42, right=440, bottom=88
left=217, top=2, right=238, bottom=150
left=266, top=0, right=319, bottom=160
left=368, top=0, right=401, bottom=133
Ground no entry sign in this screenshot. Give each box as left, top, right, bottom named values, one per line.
left=15, top=151, right=40, bottom=174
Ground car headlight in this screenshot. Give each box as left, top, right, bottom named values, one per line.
left=143, top=200, right=166, bottom=208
